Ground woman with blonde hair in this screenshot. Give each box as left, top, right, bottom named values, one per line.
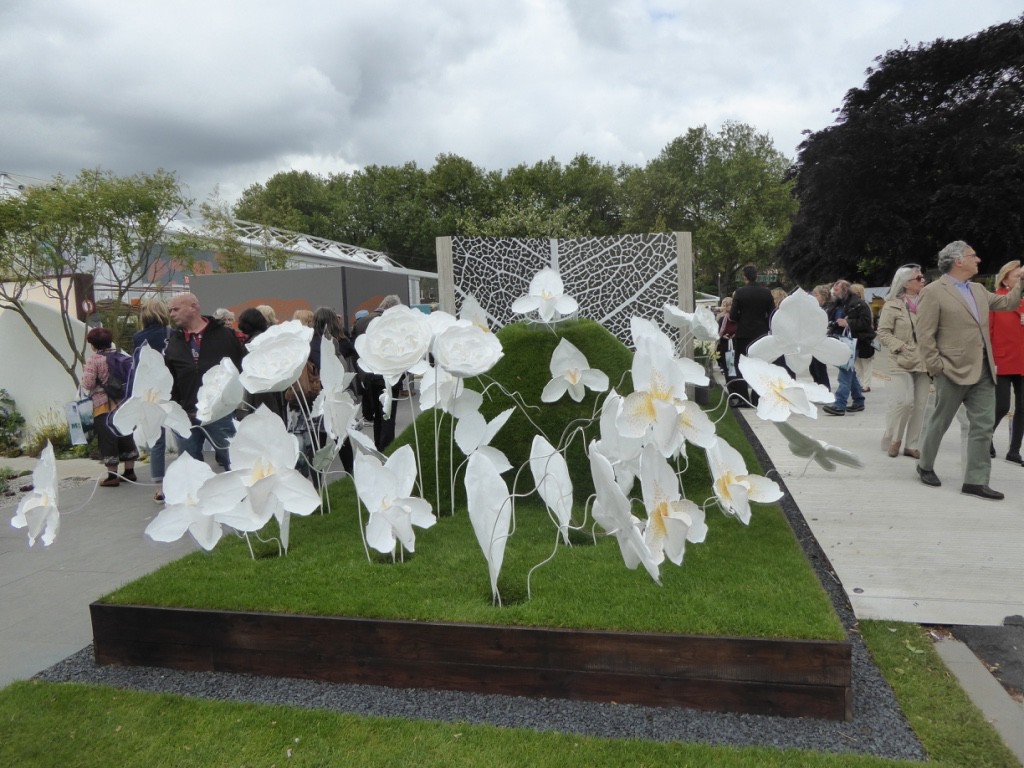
left=989, top=259, right=1024, bottom=464
left=876, top=265, right=929, bottom=458
left=256, top=304, right=277, bottom=325
left=849, top=283, right=876, bottom=391
left=292, top=309, right=314, bottom=327
left=132, top=298, right=172, bottom=500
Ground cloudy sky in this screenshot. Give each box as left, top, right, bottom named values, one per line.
left=1, top=1, right=1019, bottom=204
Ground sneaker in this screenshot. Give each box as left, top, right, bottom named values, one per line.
left=822, top=405, right=846, bottom=416
left=847, top=403, right=865, bottom=412
left=1006, top=452, right=1023, bottom=465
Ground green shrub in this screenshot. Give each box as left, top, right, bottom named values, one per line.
left=0, top=389, right=26, bottom=457
left=22, top=408, right=75, bottom=458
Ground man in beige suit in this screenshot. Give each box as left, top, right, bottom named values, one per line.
left=915, top=241, right=1024, bottom=499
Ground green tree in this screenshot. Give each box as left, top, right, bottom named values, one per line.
left=234, top=170, right=337, bottom=239
left=621, top=123, right=796, bottom=293
left=0, top=169, right=189, bottom=386
left=777, top=15, right=1024, bottom=285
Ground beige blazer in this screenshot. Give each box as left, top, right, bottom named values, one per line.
left=876, top=298, right=926, bottom=374
left=916, top=274, right=1024, bottom=385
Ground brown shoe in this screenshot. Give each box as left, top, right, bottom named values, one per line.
left=100, top=476, right=120, bottom=487
left=887, top=441, right=901, bottom=458
left=903, top=448, right=920, bottom=459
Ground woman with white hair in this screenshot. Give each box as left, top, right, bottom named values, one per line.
left=876, top=265, right=929, bottom=458
left=989, top=259, right=1024, bottom=464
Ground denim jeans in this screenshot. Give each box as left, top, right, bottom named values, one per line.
left=833, top=365, right=865, bottom=411
left=175, top=414, right=235, bottom=470
left=149, top=428, right=167, bottom=481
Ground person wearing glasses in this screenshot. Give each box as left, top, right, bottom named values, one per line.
left=876, top=265, right=929, bottom=458
left=989, top=259, right=1024, bottom=465
left=914, top=241, right=1024, bottom=500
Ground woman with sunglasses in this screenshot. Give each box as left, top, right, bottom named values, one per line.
left=989, top=259, right=1024, bottom=464
left=876, top=265, right=929, bottom=458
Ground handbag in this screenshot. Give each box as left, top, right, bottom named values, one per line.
left=724, top=338, right=738, bottom=378
left=837, top=330, right=857, bottom=371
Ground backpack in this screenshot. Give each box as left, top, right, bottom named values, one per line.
left=284, top=360, right=322, bottom=403
left=103, top=350, right=134, bottom=403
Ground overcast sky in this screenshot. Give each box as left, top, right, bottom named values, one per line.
left=1, top=1, right=1019, bottom=205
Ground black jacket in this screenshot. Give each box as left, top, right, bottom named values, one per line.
left=828, top=295, right=874, bottom=340
left=729, top=283, right=775, bottom=341
left=164, top=316, right=245, bottom=416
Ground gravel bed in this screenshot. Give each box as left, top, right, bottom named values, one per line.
left=35, top=410, right=926, bottom=760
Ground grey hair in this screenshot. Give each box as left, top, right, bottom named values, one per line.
left=377, top=294, right=402, bottom=311
left=887, top=266, right=918, bottom=300
left=936, top=240, right=970, bottom=273
left=213, top=307, right=235, bottom=322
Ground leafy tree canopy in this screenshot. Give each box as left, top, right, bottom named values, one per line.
left=778, top=14, right=1024, bottom=286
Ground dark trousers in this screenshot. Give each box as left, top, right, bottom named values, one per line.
left=364, top=375, right=402, bottom=451
left=96, top=410, right=139, bottom=467
left=995, top=374, right=1024, bottom=455
left=809, top=358, right=831, bottom=391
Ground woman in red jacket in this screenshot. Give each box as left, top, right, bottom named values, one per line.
left=989, top=260, right=1024, bottom=464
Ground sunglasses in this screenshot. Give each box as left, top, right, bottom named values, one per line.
left=909, top=276, right=925, bottom=282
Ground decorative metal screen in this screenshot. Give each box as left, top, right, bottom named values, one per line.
left=450, top=234, right=681, bottom=347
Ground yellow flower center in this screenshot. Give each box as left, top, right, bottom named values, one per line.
left=566, top=368, right=582, bottom=385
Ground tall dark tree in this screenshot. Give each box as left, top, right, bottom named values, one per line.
left=778, top=15, right=1024, bottom=285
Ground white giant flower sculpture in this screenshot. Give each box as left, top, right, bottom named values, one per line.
left=195, top=357, right=245, bottom=425
left=465, top=452, right=513, bottom=603
left=355, top=306, right=432, bottom=415
left=773, top=422, right=865, bottom=471
left=529, top=435, right=574, bottom=544
left=738, top=356, right=832, bottom=422
left=226, top=405, right=322, bottom=551
left=591, top=389, right=642, bottom=494
left=617, top=329, right=687, bottom=456
left=433, top=324, right=504, bottom=378
left=589, top=447, right=661, bottom=583
left=663, top=304, right=719, bottom=341
left=354, top=445, right=435, bottom=555
left=10, top=442, right=59, bottom=547
left=747, top=289, right=851, bottom=374
left=704, top=438, right=782, bottom=525
left=312, top=335, right=358, bottom=447
left=145, top=453, right=251, bottom=551
left=510, top=268, right=579, bottom=322
left=541, top=338, right=609, bottom=403
left=454, top=406, right=516, bottom=474
left=459, top=293, right=491, bottom=330
left=639, top=443, right=707, bottom=565
left=676, top=401, right=718, bottom=450
left=112, top=346, right=192, bottom=447
left=240, top=320, right=314, bottom=394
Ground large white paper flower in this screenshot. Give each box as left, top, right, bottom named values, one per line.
left=663, top=304, right=719, bottom=341
left=738, top=356, right=833, bottom=422
left=195, top=357, right=245, bottom=425
left=529, top=435, right=574, bottom=544
left=454, top=406, right=515, bottom=473
left=312, top=335, right=358, bottom=446
left=419, top=365, right=466, bottom=414
left=617, top=341, right=686, bottom=456
left=10, top=442, right=59, bottom=547
left=541, top=338, right=609, bottom=403
left=240, top=320, right=314, bottom=394
left=588, top=446, right=660, bottom=583
left=704, top=437, right=782, bottom=525
left=747, top=289, right=852, bottom=374
left=354, top=445, right=435, bottom=555
left=773, top=422, right=865, bottom=472
left=355, top=305, right=432, bottom=379
left=459, top=293, right=491, bottom=330
left=433, top=324, right=504, bottom=378
left=226, top=405, right=322, bottom=551
left=112, top=346, right=192, bottom=446
left=639, top=443, right=707, bottom=566
left=145, top=453, right=251, bottom=551
left=510, top=268, right=579, bottom=322
left=465, top=451, right=513, bottom=603
left=676, top=401, right=718, bottom=450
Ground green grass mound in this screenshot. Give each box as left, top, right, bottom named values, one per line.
left=104, top=318, right=844, bottom=640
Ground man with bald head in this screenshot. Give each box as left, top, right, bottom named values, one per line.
left=915, top=241, right=1024, bottom=500
left=165, top=293, right=245, bottom=470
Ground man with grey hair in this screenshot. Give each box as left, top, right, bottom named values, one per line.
left=914, top=241, right=1024, bottom=500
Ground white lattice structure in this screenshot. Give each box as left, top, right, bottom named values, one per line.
left=437, top=233, right=693, bottom=347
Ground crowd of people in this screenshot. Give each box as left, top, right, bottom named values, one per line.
left=80, top=293, right=411, bottom=499
left=715, top=240, right=1024, bottom=501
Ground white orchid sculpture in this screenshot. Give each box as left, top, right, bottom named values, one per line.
left=663, top=304, right=719, bottom=342
left=747, top=289, right=851, bottom=374
left=145, top=453, right=251, bottom=551
left=10, top=442, right=59, bottom=547
left=738, top=356, right=833, bottom=422
left=195, top=357, right=245, bottom=425
left=638, top=443, right=707, bottom=566
left=240, top=320, right=314, bottom=394
left=529, top=435, right=574, bottom=544
left=510, top=268, right=579, bottom=323
left=454, top=405, right=516, bottom=474
left=541, top=338, right=609, bottom=403
left=312, top=335, right=358, bottom=449
left=705, top=437, right=783, bottom=525
left=112, top=346, right=192, bottom=447
left=354, top=445, right=435, bottom=557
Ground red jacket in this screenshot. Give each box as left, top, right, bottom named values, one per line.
left=989, top=288, right=1024, bottom=375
